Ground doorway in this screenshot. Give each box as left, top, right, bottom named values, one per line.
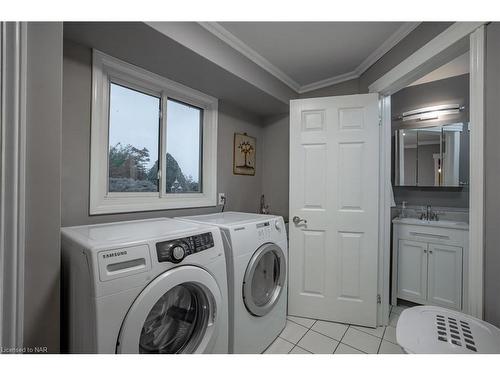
left=373, top=23, right=485, bottom=326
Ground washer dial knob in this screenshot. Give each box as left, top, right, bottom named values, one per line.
left=171, top=245, right=186, bottom=261
left=275, top=220, right=282, bottom=231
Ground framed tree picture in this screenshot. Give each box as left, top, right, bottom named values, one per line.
left=233, top=133, right=256, bottom=176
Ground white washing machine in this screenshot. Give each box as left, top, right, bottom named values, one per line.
left=61, top=218, right=228, bottom=354
left=177, top=212, right=288, bottom=354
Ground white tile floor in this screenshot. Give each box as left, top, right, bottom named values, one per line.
left=264, top=305, right=408, bottom=354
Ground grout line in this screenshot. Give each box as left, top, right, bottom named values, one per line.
left=291, top=344, right=313, bottom=354
left=342, top=326, right=383, bottom=354
left=308, top=329, right=341, bottom=341
left=279, top=336, right=301, bottom=346
left=287, top=316, right=316, bottom=330
left=332, top=324, right=351, bottom=354
left=376, top=328, right=386, bottom=354
left=296, top=323, right=313, bottom=343
left=349, top=325, right=386, bottom=340
left=288, top=320, right=318, bottom=353
left=309, top=324, right=349, bottom=343
left=337, top=342, right=368, bottom=354
left=280, top=319, right=315, bottom=348
left=331, top=339, right=341, bottom=354
left=381, top=338, right=399, bottom=346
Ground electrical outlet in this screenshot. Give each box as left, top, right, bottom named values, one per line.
left=218, top=193, right=226, bottom=205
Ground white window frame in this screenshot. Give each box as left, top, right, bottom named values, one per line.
left=90, top=50, right=218, bottom=214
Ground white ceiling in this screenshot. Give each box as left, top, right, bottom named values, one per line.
left=200, top=22, right=420, bottom=93
left=409, top=51, right=470, bottom=87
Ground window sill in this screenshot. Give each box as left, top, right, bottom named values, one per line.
left=89, top=194, right=217, bottom=215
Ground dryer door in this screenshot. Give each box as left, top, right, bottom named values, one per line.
left=243, top=243, right=286, bottom=316
left=117, top=266, right=222, bottom=354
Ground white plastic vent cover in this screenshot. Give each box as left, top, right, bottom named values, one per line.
left=396, top=306, right=500, bottom=354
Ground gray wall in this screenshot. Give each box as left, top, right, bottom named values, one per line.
left=391, top=74, right=470, bottom=208
left=62, top=40, right=264, bottom=227
left=261, top=114, right=290, bottom=219
left=484, top=22, right=500, bottom=327
left=24, top=22, right=63, bottom=353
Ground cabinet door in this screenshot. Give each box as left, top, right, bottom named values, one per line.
left=427, top=243, right=463, bottom=310
left=397, top=240, right=428, bottom=304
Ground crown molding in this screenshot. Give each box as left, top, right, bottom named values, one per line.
left=199, top=22, right=422, bottom=94
left=298, top=70, right=359, bottom=93
left=198, top=22, right=301, bottom=92
left=354, top=22, right=421, bottom=77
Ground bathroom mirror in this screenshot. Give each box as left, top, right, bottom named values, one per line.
left=394, top=123, right=469, bottom=187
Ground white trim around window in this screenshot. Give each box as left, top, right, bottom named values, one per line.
left=90, top=50, right=218, bottom=215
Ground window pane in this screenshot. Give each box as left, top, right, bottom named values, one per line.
left=108, top=83, right=160, bottom=192
left=166, top=99, right=202, bottom=193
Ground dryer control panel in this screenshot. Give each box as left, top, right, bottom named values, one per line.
left=256, top=221, right=272, bottom=240
left=155, top=232, right=214, bottom=264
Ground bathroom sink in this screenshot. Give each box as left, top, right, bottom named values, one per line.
left=392, top=217, right=469, bottom=230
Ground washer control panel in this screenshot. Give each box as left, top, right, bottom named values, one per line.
left=256, top=221, right=272, bottom=240
left=155, top=232, right=214, bottom=263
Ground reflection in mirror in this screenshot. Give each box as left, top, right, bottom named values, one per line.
left=395, top=129, right=418, bottom=186
left=394, top=123, right=469, bottom=187
left=442, top=124, right=464, bottom=186
left=417, top=126, right=442, bottom=186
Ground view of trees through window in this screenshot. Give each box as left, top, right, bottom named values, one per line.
left=165, top=99, right=202, bottom=193
left=108, top=144, right=199, bottom=193
left=107, top=83, right=202, bottom=194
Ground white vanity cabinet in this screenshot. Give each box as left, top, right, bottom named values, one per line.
left=397, top=239, right=428, bottom=304
left=392, top=218, right=468, bottom=311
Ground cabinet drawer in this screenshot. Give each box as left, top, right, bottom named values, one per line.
left=395, top=224, right=465, bottom=246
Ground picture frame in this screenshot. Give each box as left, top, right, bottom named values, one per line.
left=233, top=132, right=256, bottom=176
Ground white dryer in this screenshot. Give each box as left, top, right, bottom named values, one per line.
left=178, top=212, right=288, bottom=353
left=61, top=218, right=228, bottom=354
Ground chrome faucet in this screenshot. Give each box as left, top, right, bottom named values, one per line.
left=419, top=205, right=439, bottom=221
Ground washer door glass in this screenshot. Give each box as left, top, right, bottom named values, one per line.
left=139, top=283, right=211, bottom=354
left=243, top=244, right=286, bottom=316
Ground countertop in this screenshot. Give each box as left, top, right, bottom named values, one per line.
left=392, top=217, right=469, bottom=231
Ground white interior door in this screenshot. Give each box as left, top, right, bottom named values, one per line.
left=288, top=94, right=380, bottom=327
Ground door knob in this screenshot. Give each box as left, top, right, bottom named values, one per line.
left=292, top=216, right=307, bottom=225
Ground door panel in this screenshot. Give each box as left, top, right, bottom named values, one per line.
left=288, top=94, right=379, bottom=327
left=303, top=145, right=327, bottom=209
left=339, top=143, right=364, bottom=210
left=302, top=230, right=326, bottom=295
left=338, top=231, right=362, bottom=300
left=397, top=239, right=428, bottom=304
left=427, top=243, right=463, bottom=310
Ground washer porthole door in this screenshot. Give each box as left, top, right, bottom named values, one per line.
left=117, top=266, right=221, bottom=354
left=243, top=243, right=286, bottom=316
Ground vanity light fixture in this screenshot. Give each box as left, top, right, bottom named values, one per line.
left=395, top=104, right=465, bottom=122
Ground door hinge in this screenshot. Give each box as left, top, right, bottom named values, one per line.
left=378, top=118, right=382, bottom=127
left=377, top=294, right=381, bottom=304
